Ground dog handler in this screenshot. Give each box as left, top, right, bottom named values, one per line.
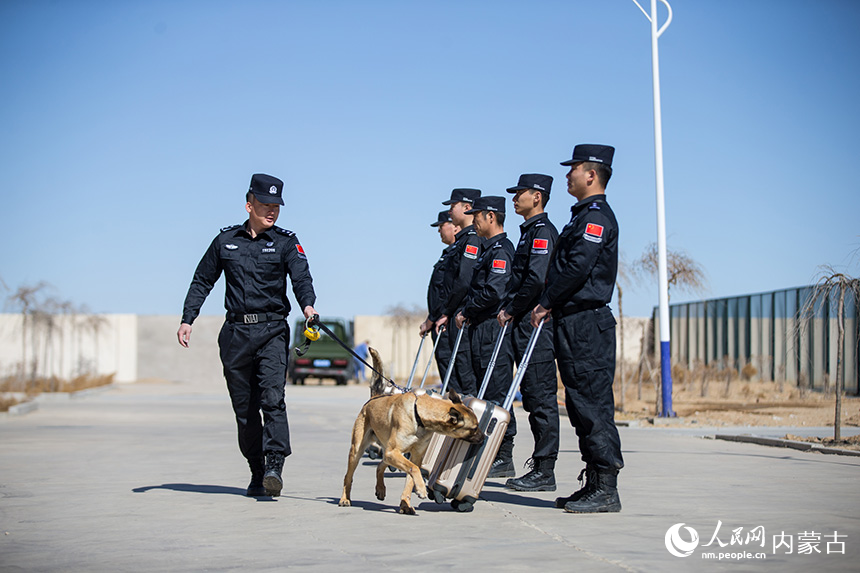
left=531, top=145, right=623, bottom=513
left=434, top=188, right=482, bottom=396
left=498, top=174, right=561, bottom=492
left=419, top=211, right=461, bottom=380
left=454, top=196, right=516, bottom=479
left=177, top=173, right=318, bottom=498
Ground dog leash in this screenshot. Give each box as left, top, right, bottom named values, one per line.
left=308, top=315, right=400, bottom=388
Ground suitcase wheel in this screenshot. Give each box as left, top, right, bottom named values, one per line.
left=432, top=490, right=446, bottom=504
left=451, top=499, right=474, bottom=512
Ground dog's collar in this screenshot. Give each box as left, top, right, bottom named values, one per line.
left=413, top=399, right=425, bottom=428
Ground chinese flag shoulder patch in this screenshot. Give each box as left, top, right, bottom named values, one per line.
left=492, top=259, right=507, bottom=269
left=465, top=245, right=479, bottom=255
left=585, top=223, right=604, bottom=238
left=532, top=238, right=549, bottom=250
left=296, top=244, right=305, bottom=254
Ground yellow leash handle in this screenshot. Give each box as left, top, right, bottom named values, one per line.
left=303, top=318, right=321, bottom=341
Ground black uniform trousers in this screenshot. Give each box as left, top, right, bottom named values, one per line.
left=553, top=308, right=624, bottom=471
left=218, top=320, right=292, bottom=461
left=432, top=328, right=453, bottom=385
left=468, top=317, right=516, bottom=459
left=447, top=321, right=477, bottom=396
left=511, top=315, right=560, bottom=461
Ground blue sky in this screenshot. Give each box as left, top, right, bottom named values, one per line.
left=2, top=0, right=859, bottom=321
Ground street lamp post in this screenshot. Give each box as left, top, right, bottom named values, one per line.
left=632, top=0, right=675, bottom=416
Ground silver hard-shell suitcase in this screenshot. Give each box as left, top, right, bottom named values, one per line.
left=423, top=321, right=545, bottom=511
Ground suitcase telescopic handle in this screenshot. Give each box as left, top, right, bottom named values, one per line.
left=404, top=333, right=427, bottom=390
left=440, top=324, right=466, bottom=395
left=419, top=325, right=446, bottom=389
left=476, top=321, right=510, bottom=400
left=502, top=319, right=545, bottom=411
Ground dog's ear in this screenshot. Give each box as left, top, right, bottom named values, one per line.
left=448, top=407, right=464, bottom=425
left=448, top=390, right=462, bottom=404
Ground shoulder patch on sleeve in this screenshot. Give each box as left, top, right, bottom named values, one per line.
left=464, top=244, right=479, bottom=259
left=220, top=224, right=240, bottom=233
left=531, top=238, right=549, bottom=254
left=583, top=222, right=604, bottom=243
left=491, top=259, right=507, bottom=274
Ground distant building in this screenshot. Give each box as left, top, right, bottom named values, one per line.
left=656, top=286, right=859, bottom=395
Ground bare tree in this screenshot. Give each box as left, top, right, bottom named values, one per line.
left=615, top=255, right=631, bottom=412
left=5, top=282, right=52, bottom=382
left=798, top=265, right=860, bottom=440
left=633, top=242, right=708, bottom=301
left=632, top=244, right=707, bottom=415
left=385, top=304, right=425, bottom=379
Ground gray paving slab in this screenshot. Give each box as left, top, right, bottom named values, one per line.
left=1, top=380, right=858, bottom=572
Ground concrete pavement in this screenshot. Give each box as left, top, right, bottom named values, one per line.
left=1, top=379, right=858, bottom=572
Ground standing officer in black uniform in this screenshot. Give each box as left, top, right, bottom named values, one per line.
left=177, top=173, right=318, bottom=498
left=497, top=174, right=561, bottom=492
left=454, top=196, right=516, bottom=478
left=419, top=211, right=461, bottom=379
left=435, top=188, right=482, bottom=396
left=531, top=145, right=623, bottom=513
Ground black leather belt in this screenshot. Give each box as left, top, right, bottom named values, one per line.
left=226, top=312, right=285, bottom=324
left=555, top=303, right=606, bottom=318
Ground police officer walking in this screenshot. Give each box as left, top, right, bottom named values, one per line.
left=177, top=173, right=318, bottom=498
left=419, top=211, right=461, bottom=379
left=531, top=145, right=623, bottom=513
left=454, top=196, right=516, bottom=478
left=435, top=189, right=482, bottom=396
left=497, top=174, right=560, bottom=492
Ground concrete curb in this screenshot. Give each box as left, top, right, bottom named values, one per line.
left=5, top=400, right=38, bottom=416
left=715, top=433, right=860, bottom=457
left=1, top=384, right=116, bottom=418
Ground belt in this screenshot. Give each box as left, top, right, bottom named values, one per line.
left=555, top=303, right=607, bottom=318
left=226, top=312, right=285, bottom=324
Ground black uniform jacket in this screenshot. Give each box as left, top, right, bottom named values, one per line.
left=462, top=232, right=515, bottom=323
left=503, top=213, right=559, bottom=320
left=427, top=243, right=457, bottom=323
left=181, top=222, right=316, bottom=325
left=441, top=225, right=482, bottom=318
left=538, top=195, right=618, bottom=315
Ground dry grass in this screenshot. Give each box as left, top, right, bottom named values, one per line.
left=0, top=374, right=114, bottom=412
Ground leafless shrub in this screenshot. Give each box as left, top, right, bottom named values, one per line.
left=797, top=264, right=860, bottom=440
left=632, top=242, right=708, bottom=301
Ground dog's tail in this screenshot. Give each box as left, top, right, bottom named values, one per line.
left=368, top=347, right=386, bottom=397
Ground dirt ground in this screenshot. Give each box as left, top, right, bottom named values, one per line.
left=600, top=377, right=860, bottom=449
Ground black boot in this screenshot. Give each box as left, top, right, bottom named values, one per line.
left=246, top=457, right=266, bottom=497
left=487, top=456, right=515, bottom=478
left=563, top=470, right=621, bottom=513
left=263, top=452, right=285, bottom=497
left=506, top=458, right=556, bottom=492
left=555, top=465, right=597, bottom=508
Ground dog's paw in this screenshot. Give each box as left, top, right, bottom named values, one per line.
left=338, top=499, right=352, bottom=508
left=415, top=486, right=428, bottom=500
left=375, top=486, right=386, bottom=501
left=399, top=501, right=416, bottom=515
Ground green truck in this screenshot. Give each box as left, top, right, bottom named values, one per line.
left=288, top=317, right=354, bottom=385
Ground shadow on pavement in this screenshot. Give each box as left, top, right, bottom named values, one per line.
left=479, top=487, right=558, bottom=508
left=132, top=483, right=251, bottom=497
